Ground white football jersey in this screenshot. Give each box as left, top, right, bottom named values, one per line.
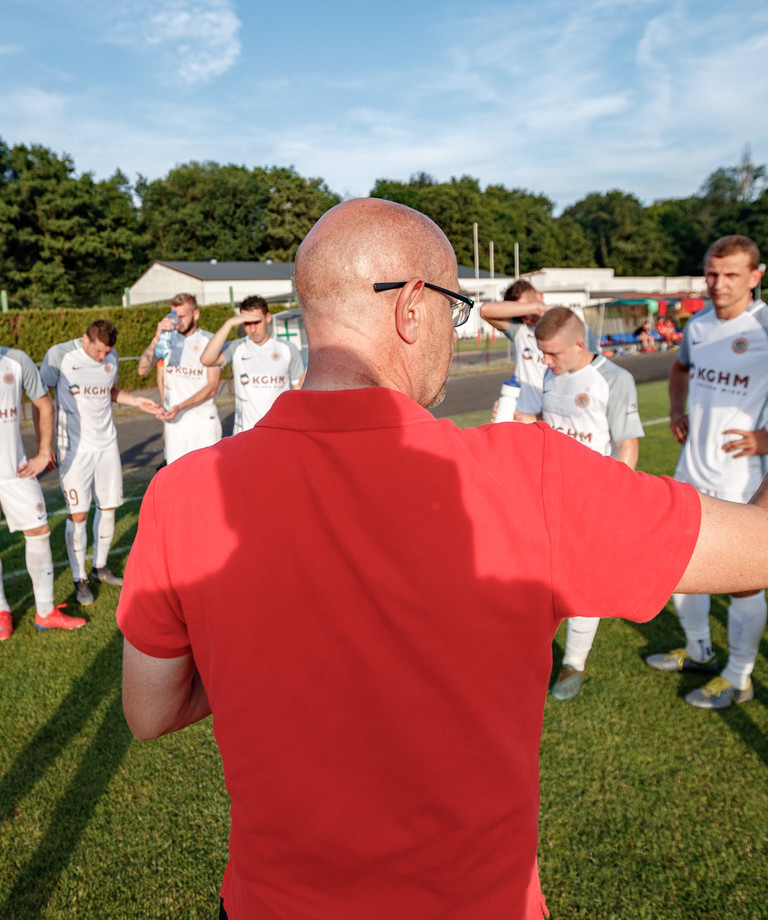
left=221, top=336, right=304, bottom=434
left=0, top=347, right=47, bottom=480
left=675, top=301, right=768, bottom=496
left=41, top=339, right=118, bottom=453
left=162, top=328, right=220, bottom=427
left=504, top=321, right=547, bottom=406
left=534, top=355, right=644, bottom=457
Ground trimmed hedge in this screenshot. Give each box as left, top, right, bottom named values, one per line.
left=0, top=303, right=244, bottom=392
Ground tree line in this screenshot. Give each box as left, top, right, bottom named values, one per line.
left=1, top=136, right=766, bottom=309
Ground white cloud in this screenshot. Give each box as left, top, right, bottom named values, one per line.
left=101, top=0, right=242, bottom=84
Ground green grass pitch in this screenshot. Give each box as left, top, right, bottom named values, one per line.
left=1, top=380, right=766, bottom=919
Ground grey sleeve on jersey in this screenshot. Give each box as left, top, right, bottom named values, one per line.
left=501, top=318, right=524, bottom=343
left=677, top=322, right=692, bottom=367
left=516, top=380, right=544, bottom=416
left=39, top=345, right=63, bottom=388
left=606, top=370, right=645, bottom=442
left=288, top=343, right=305, bottom=383
left=220, top=340, right=238, bottom=366
left=15, top=350, right=47, bottom=401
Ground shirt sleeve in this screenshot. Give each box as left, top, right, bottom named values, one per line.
left=39, top=346, right=61, bottom=388
left=606, top=371, right=644, bottom=442
left=516, top=374, right=545, bottom=416
left=539, top=428, right=700, bottom=623
left=677, top=320, right=692, bottom=367
left=220, top=340, right=238, bottom=366
left=116, top=475, right=192, bottom=658
left=288, top=343, right=305, bottom=384
left=17, top=351, right=46, bottom=401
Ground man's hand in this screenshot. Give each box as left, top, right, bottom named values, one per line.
left=670, top=413, right=689, bottom=445
left=18, top=452, right=49, bottom=479
left=159, top=405, right=180, bottom=422
left=135, top=396, right=163, bottom=416
left=722, top=428, right=768, bottom=457
left=156, top=315, right=176, bottom=337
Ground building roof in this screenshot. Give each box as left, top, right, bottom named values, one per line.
left=145, top=261, right=499, bottom=282
left=156, top=260, right=296, bottom=281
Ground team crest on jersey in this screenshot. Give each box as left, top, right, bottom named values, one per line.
left=2, top=373, right=13, bottom=385
left=732, top=337, right=749, bottom=354
left=36, top=501, right=44, bottom=515
left=574, top=392, right=590, bottom=409
left=103, top=363, right=112, bottom=373
left=192, top=344, right=201, bottom=353
left=271, top=352, right=281, bottom=362
left=522, top=347, right=534, bottom=361
left=69, top=384, right=80, bottom=396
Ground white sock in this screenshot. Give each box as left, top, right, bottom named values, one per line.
left=92, top=508, right=115, bottom=569
left=562, top=616, right=601, bottom=672
left=0, top=559, right=9, bottom=610
left=65, top=518, right=88, bottom=582
left=721, top=592, right=767, bottom=690
left=25, top=532, right=55, bottom=615
left=672, top=593, right=712, bottom=661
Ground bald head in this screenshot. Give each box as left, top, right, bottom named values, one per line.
left=294, top=198, right=460, bottom=406
left=295, top=198, right=456, bottom=328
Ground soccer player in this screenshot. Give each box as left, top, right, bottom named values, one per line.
left=517, top=307, right=644, bottom=699
left=41, top=320, right=161, bottom=606
left=200, top=296, right=305, bottom=434
left=645, top=235, right=768, bottom=709
left=0, top=346, right=86, bottom=633
left=119, top=199, right=768, bottom=920
left=479, top=281, right=549, bottom=411
left=137, top=293, right=222, bottom=464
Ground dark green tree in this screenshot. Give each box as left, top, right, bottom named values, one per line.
left=0, top=140, right=145, bottom=308
left=564, top=190, right=670, bottom=275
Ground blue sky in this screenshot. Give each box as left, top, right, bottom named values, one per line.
left=3, top=0, right=768, bottom=210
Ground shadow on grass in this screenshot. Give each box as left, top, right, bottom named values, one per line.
left=0, top=630, right=132, bottom=917
left=631, top=596, right=768, bottom=767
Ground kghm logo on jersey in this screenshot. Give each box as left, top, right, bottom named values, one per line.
left=2, top=373, right=14, bottom=385
left=574, top=393, right=590, bottom=409
left=732, top=337, right=749, bottom=354
left=240, top=373, right=250, bottom=386
left=69, top=384, right=80, bottom=396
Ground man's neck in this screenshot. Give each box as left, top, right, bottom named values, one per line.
left=715, top=298, right=752, bottom=322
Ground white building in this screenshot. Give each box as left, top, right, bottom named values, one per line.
left=126, top=260, right=296, bottom=307
left=126, top=260, right=707, bottom=341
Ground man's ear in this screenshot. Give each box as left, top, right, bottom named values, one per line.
left=394, top=278, right=425, bottom=345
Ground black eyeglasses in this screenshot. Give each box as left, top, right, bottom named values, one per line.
left=373, top=281, right=474, bottom=328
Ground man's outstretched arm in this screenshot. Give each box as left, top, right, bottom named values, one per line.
left=675, top=483, right=768, bottom=595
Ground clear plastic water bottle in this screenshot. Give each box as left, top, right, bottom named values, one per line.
left=154, top=311, right=178, bottom=359
left=493, top=376, right=521, bottom=423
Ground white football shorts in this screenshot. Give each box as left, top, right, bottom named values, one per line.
left=164, top=417, right=222, bottom=465
left=0, top=476, right=48, bottom=532
left=59, top=442, right=124, bottom=513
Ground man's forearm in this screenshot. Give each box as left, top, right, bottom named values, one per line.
left=200, top=321, right=234, bottom=367
left=137, top=338, right=160, bottom=376
left=32, top=396, right=54, bottom=457
left=615, top=438, right=639, bottom=470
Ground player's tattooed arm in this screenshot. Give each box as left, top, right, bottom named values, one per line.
left=137, top=339, right=160, bottom=376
